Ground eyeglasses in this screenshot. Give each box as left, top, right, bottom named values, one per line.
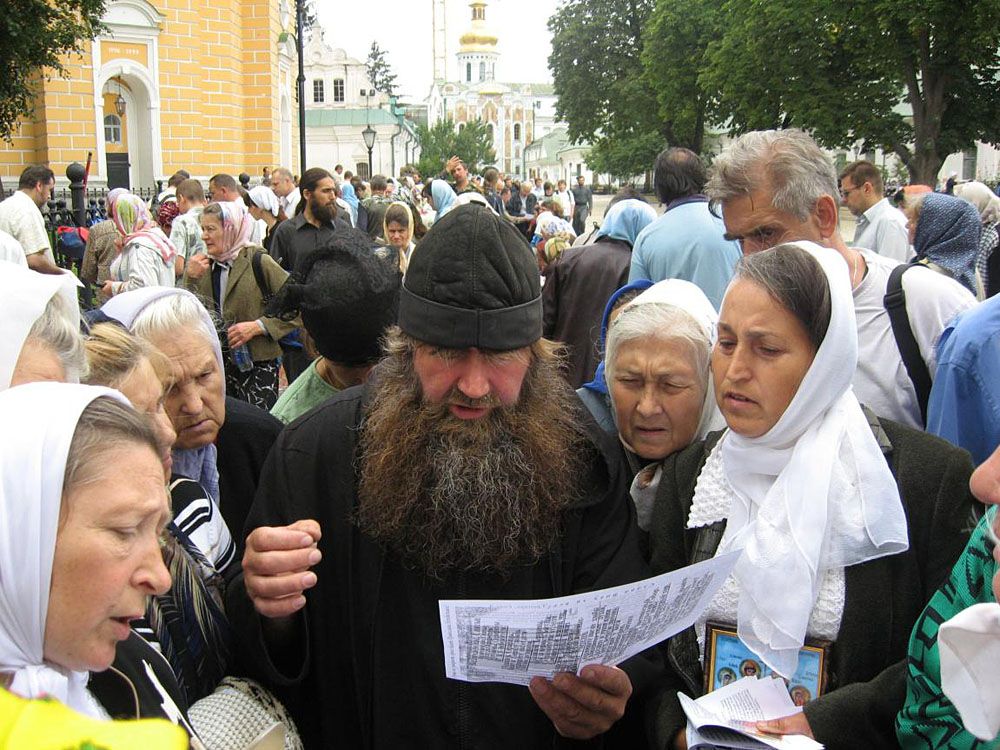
left=839, top=185, right=863, bottom=198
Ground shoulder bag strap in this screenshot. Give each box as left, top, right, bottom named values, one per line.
left=883, top=263, right=931, bottom=425
left=249, top=248, right=273, bottom=303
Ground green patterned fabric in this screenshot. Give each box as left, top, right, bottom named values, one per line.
left=897, top=513, right=999, bottom=749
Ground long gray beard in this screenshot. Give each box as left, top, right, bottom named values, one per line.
left=355, top=352, right=589, bottom=579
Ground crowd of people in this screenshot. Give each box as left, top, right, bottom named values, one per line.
left=0, top=130, right=999, bottom=750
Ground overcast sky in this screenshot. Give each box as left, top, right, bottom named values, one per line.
left=315, top=0, right=561, bottom=103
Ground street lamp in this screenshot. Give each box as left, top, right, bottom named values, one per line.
left=362, top=125, right=377, bottom=178
left=115, top=76, right=126, bottom=116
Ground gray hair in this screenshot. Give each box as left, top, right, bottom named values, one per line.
left=26, top=292, right=87, bottom=382
left=63, top=396, right=160, bottom=499
left=604, top=303, right=712, bottom=386
left=130, top=292, right=219, bottom=356
left=706, top=129, right=840, bottom=221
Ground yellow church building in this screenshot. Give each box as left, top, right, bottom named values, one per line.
left=0, top=0, right=299, bottom=190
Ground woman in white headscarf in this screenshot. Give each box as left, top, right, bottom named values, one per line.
left=0, top=382, right=195, bottom=734
left=243, top=185, right=287, bottom=255
left=0, top=260, right=84, bottom=389
left=647, top=241, right=976, bottom=750
left=103, top=286, right=225, bottom=505
left=603, top=279, right=725, bottom=531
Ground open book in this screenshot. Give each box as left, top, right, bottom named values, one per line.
left=679, top=676, right=824, bottom=750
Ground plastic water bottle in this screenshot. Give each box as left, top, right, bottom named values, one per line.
left=231, top=344, right=253, bottom=373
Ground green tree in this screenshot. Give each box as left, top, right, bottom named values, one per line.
left=700, top=0, right=1000, bottom=185
left=548, top=0, right=669, bottom=178
left=415, top=119, right=496, bottom=180
left=1, top=0, right=106, bottom=143
left=640, top=0, right=722, bottom=154
left=586, top=130, right=663, bottom=184
left=365, top=42, right=397, bottom=97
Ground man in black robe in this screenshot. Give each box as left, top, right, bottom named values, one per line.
left=230, top=204, right=659, bottom=748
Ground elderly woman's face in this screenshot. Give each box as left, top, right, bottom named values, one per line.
left=712, top=279, right=816, bottom=438
left=200, top=215, right=225, bottom=259
left=117, top=356, right=177, bottom=481
left=149, top=328, right=225, bottom=450
left=610, top=338, right=705, bottom=460
left=386, top=220, right=411, bottom=250
left=44, top=443, right=171, bottom=672
left=10, top=340, right=65, bottom=387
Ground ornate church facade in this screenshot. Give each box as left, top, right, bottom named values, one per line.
left=426, top=0, right=560, bottom=178
left=1, top=0, right=298, bottom=189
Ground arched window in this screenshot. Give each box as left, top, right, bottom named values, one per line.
left=513, top=123, right=521, bottom=141
left=103, top=114, right=122, bottom=143
left=458, top=122, right=466, bottom=132
left=466, top=62, right=472, bottom=82
left=479, top=61, right=485, bottom=81
left=486, top=123, right=494, bottom=142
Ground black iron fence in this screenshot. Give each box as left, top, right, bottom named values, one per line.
left=1, top=164, right=160, bottom=271
left=0, top=185, right=159, bottom=233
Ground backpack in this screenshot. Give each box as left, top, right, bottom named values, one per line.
left=882, top=260, right=954, bottom=426
left=55, top=226, right=88, bottom=261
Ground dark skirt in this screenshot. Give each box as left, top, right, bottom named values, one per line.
left=225, top=357, right=280, bottom=410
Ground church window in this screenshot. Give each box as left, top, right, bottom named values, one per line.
left=103, top=114, right=122, bottom=143
left=513, top=123, right=521, bottom=141
left=479, top=61, right=485, bottom=81
left=466, top=63, right=472, bottom=82
left=333, top=79, right=345, bottom=102
left=486, top=123, right=494, bottom=142
left=313, top=79, right=324, bottom=103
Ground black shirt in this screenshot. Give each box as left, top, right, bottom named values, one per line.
left=228, top=384, right=663, bottom=749
left=268, top=212, right=351, bottom=272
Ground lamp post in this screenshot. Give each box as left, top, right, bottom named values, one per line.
left=362, top=125, right=376, bottom=178
left=294, top=0, right=307, bottom=171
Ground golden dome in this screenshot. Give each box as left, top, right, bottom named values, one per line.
left=458, top=1, right=498, bottom=52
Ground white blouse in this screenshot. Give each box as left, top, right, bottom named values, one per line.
left=687, top=439, right=846, bottom=660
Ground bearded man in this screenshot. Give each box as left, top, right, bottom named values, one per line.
left=268, top=167, right=352, bottom=272
left=231, top=204, right=659, bottom=748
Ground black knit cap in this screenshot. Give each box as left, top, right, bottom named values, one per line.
left=399, top=203, right=541, bottom=350
left=266, top=227, right=401, bottom=366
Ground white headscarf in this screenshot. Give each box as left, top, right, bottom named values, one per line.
left=102, top=288, right=224, bottom=500
left=0, top=261, right=81, bottom=390
left=102, top=287, right=223, bottom=376
left=0, top=381, right=129, bottom=717
left=615, top=280, right=725, bottom=530
left=248, top=186, right=280, bottom=218
left=714, top=241, right=908, bottom=677
left=619, top=279, right=726, bottom=442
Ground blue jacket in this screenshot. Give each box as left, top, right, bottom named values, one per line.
left=927, top=294, right=1000, bottom=465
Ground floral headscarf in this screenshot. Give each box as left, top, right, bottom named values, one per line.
left=204, top=201, right=254, bottom=264
left=109, top=192, right=175, bottom=263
